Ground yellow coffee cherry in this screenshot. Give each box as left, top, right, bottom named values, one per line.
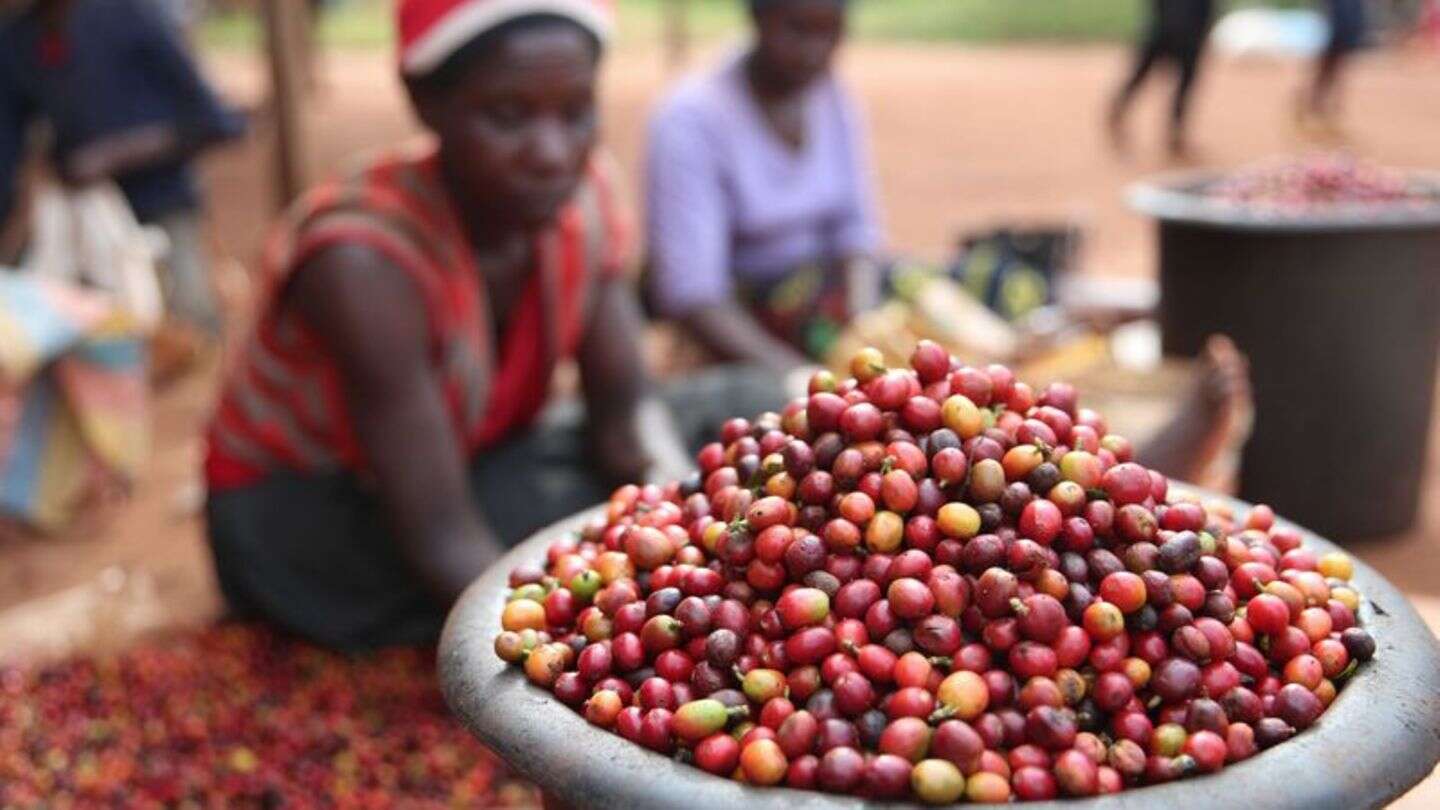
left=1331, top=585, right=1361, bottom=613
left=501, top=599, right=546, bottom=632
left=1317, top=552, right=1354, bottom=581
left=937, top=503, right=981, bottom=541
left=912, top=760, right=965, bottom=805
left=941, top=395, right=983, bottom=439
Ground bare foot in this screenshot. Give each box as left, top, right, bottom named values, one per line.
left=1137, top=335, right=1254, bottom=490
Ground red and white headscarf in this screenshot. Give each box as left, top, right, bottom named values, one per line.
left=397, top=0, right=614, bottom=77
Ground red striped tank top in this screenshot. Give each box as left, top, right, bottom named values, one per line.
left=205, top=141, right=631, bottom=489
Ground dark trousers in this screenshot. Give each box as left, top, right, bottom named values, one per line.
left=1326, top=0, right=1368, bottom=54
left=1115, top=0, right=1215, bottom=128
left=206, top=366, right=787, bottom=651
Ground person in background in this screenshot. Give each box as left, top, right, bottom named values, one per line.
left=1300, top=0, right=1369, bottom=135
left=205, top=0, right=713, bottom=652
left=642, top=0, right=1251, bottom=490
left=645, top=0, right=883, bottom=376
left=1107, top=0, right=1216, bottom=157
left=147, top=0, right=197, bottom=34
left=0, top=0, right=244, bottom=339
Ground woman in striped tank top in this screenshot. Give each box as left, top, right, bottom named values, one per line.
left=204, top=0, right=759, bottom=650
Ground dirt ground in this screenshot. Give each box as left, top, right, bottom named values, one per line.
left=1, top=41, right=1438, bottom=802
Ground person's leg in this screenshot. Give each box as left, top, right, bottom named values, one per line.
left=153, top=208, right=222, bottom=337
left=206, top=471, right=448, bottom=651
left=1310, top=49, right=1345, bottom=118
left=1169, top=45, right=1205, bottom=156
left=1109, top=36, right=1162, bottom=148
left=1111, top=0, right=1176, bottom=137
left=1116, top=40, right=1161, bottom=106
left=1308, top=0, right=1364, bottom=124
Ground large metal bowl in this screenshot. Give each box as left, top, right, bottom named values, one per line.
left=440, top=492, right=1440, bottom=810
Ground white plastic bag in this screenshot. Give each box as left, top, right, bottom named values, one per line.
left=21, top=183, right=165, bottom=334
left=1210, top=9, right=1329, bottom=59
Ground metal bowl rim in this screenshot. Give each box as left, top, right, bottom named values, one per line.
left=1127, top=169, right=1440, bottom=232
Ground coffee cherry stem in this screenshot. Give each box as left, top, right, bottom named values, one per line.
left=927, top=706, right=958, bottom=725
left=1173, top=754, right=1198, bottom=776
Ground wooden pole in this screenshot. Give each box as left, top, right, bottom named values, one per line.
left=662, top=0, right=690, bottom=73
left=260, top=0, right=312, bottom=210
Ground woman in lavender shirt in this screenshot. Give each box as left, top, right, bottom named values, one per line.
left=645, top=0, right=881, bottom=374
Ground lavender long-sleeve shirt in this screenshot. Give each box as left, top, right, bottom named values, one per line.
left=645, top=53, right=884, bottom=317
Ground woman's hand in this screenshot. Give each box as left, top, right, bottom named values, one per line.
left=844, top=255, right=885, bottom=317
left=682, top=302, right=812, bottom=376
left=580, top=277, right=694, bottom=487
left=588, top=397, right=691, bottom=487
left=61, top=125, right=180, bottom=187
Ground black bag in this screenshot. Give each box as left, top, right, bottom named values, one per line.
left=945, top=225, right=1081, bottom=322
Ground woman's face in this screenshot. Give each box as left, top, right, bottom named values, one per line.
left=416, top=24, right=599, bottom=232
left=754, top=0, right=847, bottom=94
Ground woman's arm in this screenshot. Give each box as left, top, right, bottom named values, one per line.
left=831, top=83, right=885, bottom=316
left=61, top=123, right=186, bottom=187
left=579, top=275, right=692, bottom=486
left=292, top=243, right=502, bottom=603
left=681, top=300, right=812, bottom=376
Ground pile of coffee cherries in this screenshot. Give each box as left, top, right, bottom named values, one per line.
left=494, top=343, right=1375, bottom=803
left=1205, top=153, right=1436, bottom=217
left=0, top=624, right=535, bottom=807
